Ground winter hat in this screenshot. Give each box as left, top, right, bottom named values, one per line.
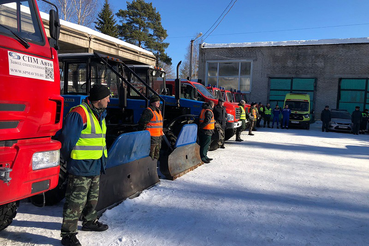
left=218, top=98, right=225, bottom=103
left=149, top=95, right=160, bottom=103
left=89, top=84, right=110, bottom=101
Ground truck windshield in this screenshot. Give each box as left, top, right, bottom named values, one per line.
left=234, top=93, right=247, bottom=102
left=286, top=101, right=309, bottom=111
left=0, top=0, right=44, bottom=44
left=193, top=83, right=215, bottom=99
left=225, top=92, right=234, bottom=102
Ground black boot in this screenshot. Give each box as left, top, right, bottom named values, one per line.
left=82, top=220, right=109, bottom=231
left=61, top=233, right=81, bottom=246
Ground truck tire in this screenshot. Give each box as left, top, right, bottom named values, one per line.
left=0, top=202, right=18, bottom=231
left=225, top=128, right=236, bottom=141
left=306, top=123, right=310, bottom=130
left=209, top=125, right=221, bottom=151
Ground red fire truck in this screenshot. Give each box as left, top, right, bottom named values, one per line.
left=0, top=0, right=62, bottom=230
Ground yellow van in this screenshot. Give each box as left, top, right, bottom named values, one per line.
left=283, top=93, right=311, bottom=129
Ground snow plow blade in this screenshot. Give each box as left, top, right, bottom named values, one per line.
left=160, top=124, right=203, bottom=180
left=96, top=131, right=159, bottom=215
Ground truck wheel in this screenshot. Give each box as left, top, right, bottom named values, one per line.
left=306, top=123, right=310, bottom=130
left=245, top=121, right=251, bottom=130
left=209, top=126, right=220, bottom=151
left=0, top=202, right=18, bottom=231
left=225, top=129, right=236, bottom=141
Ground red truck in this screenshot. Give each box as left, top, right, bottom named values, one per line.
left=232, top=89, right=249, bottom=104
left=0, top=0, right=62, bottom=231
left=166, top=80, right=242, bottom=141
left=207, top=86, right=235, bottom=103
left=208, top=85, right=251, bottom=114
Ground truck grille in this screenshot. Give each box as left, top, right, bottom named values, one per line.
left=235, top=107, right=241, bottom=120
left=290, top=114, right=304, bottom=120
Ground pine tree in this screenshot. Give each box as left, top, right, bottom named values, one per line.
left=95, top=0, right=119, bottom=38
left=116, top=0, right=172, bottom=65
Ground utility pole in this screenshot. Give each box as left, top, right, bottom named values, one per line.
left=189, top=32, right=202, bottom=81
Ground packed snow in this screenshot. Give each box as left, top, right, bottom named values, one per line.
left=1, top=122, right=369, bottom=246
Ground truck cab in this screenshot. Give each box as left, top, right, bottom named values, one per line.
left=284, top=93, right=311, bottom=129
left=233, top=90, right=249, bottom=104
left=207, top=85, right=223, bottom=100
left=0, top=0, right=62, bottom=231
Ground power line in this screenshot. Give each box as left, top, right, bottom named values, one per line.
left=202, top=0, right=238, bottom=42
left=208, top=23, right=369, bottom=38
left=202, top=0, right=235, bottom=39
left=166, top=22, right=369, bottom=40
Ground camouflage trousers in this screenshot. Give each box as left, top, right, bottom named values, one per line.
left=61, top=174, right=100, bottom=237
left=150, top=136, right=162, bottom=160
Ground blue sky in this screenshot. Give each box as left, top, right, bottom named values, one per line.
left=109, top=0, right=369, bottom=66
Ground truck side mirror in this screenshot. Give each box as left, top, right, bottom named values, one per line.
left=49, top=9, right=60, bottom=42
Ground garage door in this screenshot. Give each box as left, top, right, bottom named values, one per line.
left=269, top=78, right=316, bottom=121
left=338, top=79, right=369, bottom=113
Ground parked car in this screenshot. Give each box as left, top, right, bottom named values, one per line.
left=329, top=109, right=352, bottom=132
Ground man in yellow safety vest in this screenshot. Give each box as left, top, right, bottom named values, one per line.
left=60, top=84, right=111, bottom=246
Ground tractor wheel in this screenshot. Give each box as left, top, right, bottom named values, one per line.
left=0, top=202, right=18, bottom=231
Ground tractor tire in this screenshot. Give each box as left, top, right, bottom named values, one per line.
left=0, top=202, right=18, bottom=231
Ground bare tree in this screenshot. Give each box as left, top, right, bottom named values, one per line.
left=42, top=0, right=75, bottom=21
left=180, top=35, right=201, bottom=80
left=72, top=0, right=98, bottom=26
left=41, top=0, right=99, bottom=27
left=159, top=62, right=175, bottom=79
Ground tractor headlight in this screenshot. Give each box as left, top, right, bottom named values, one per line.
left=32, top=150, right=60, bottom=170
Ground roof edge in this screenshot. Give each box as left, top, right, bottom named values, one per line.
left=202, top=37, right=369, bottom=49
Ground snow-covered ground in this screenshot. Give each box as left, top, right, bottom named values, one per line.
left=1, top=123, right=369, bottom=246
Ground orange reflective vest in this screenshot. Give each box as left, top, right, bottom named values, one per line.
left=199, top=109, right=215, bottom=130
left=146, top=107, right=163, bottom=137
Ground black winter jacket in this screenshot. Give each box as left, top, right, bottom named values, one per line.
left=352, top=110, right=362, bottom=124
left=213, top=104, right=227, bottom=128
left=321, top=109, right=331, bottom=122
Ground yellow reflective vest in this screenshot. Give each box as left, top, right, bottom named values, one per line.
left=264, top=107, right=272, bottom=115
left=239, top=106, right=246, bottom=120
left=71, top=102, right=108, bottom=160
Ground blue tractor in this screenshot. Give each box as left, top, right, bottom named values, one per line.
left=35, top=53, right=203, bottom=214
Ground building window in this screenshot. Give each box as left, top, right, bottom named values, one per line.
left=206, top=61, right=252, bottom=92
